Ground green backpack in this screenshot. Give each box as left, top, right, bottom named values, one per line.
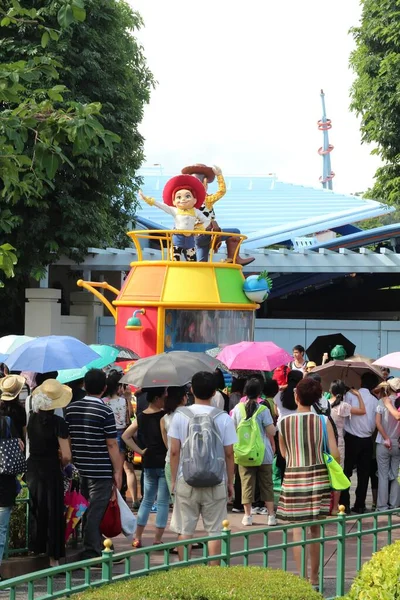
left=234, top=403, right=266, bottom=467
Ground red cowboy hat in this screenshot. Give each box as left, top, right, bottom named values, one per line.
left=162, top=175, right=206, bottom=208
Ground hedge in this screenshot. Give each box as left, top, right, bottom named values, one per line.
left=343, top=539, right=400, bottom=600
left=76, top=566, right=323, bottom=600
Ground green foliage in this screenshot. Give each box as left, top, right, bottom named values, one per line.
left=350, top=0, right=400, bottom=204
left=8, top=485, right=28, bottom=552
left=76, top=566, right=324, bottom=600
left=342, top=540, right=400, bottom=599
left=0, top=0, right=153, bottom=323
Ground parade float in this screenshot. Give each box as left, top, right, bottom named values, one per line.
left=77, top=171, right=272, bottom=358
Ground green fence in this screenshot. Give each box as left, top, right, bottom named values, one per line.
left=1, top=508, right=399, bottom=600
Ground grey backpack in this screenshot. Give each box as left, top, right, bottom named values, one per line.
left=178, top=406, right=225, bottom=488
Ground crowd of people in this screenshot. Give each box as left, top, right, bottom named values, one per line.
left=0, top=343, right=399, bottom=589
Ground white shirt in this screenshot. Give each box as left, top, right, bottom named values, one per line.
left=152, top=202, right=209, bottom=231
left=211, top=391, right=225, bottom=410
left=376, top=394, right=400, bottom=443
left=103, top=395, right=127, bottom=429
left=344, top=388, right=378, bottom=438
left=168, top=404, right=237, bottom=479
left=163, top=412, right=174, bottom=464
left=274, top=392, right=297, bottom=424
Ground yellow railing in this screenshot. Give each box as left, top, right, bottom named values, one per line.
left=127, top=229, right=247, bottom=263
left=77, top=280, right=118, bottom=319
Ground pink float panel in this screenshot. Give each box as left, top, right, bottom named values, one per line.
left=115, top=306, right=158, bottom=358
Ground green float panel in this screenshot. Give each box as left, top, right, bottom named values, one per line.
left=215, top=268, right=253, bottom=304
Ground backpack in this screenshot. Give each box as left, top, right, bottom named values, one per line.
left=273, top=365, right=290, bottom=387
left=234, top=403, right=267, bottom=467
left=178, top=406, right=225, bottom=488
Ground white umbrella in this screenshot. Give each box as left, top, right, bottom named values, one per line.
left=0, top=335, right=35, bottom=355
left=373, top=353, right=400, bottom=370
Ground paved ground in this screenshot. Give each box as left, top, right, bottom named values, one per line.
left=2, top=507, right=400, bottom=599
left=2, top=481, right=400, bottom=599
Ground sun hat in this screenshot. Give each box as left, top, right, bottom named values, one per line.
left=0, top=374, right=26, bottom=401
left=162, top=175, right=206, bottom=209
left=306, top=361, right=317, bottom=371
left=181, top=163, right=216, bottom=184
left=32, top=379, right=72, bottom=411
left=384, top=377, right=400, bottom=393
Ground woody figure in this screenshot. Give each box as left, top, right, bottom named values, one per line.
left=181, top=163, right=255, bottom=266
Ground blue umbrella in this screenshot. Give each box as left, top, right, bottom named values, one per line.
left=5, top=336, right=100, bottom=373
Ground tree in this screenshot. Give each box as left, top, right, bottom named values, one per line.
left=0, top=0, right=153, bottom=329
left=350, top=0, right=400, bottom=207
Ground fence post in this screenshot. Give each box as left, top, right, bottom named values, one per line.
left=220, top=520, right=231, bottom=567
left=335, top=505, right=347, bottom=597
left=101, top=538, right=114, bottom=582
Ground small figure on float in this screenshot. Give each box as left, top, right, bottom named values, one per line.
left=181, top=163, right=255, bottom=266
left=139, top=175, right=209, bottom=261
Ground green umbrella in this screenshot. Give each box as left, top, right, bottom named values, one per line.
left=57, top=366, right=88, bottom=385
left=87, top=344, right=119, bottom=370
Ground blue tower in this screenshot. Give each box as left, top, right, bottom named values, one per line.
left=318, top=89, right=335, bottom=190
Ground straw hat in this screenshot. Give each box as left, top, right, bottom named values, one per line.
left=32, top=379, right=72, bottom=411
left=0, top=374, right=26, bottom=401
left=306, top=361, right=317, bottom=371
left=379, top=377, right=400, bottom=393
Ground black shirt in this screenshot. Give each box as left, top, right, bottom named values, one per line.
left=27, top=411, right=68, bottom=469
left=0, top=400, right=26, bottom=440
left=0, top=416, right=19, bottom=507
left=136, top=411, right=166, bottom=469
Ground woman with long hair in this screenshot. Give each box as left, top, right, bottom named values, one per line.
left=25, top=380, right=72, bottom=567
left=277, top=378, right=339, bottom=591
left=160, top=386, right=188, bottom=493
left=274, top=370, right=303, bottom=422
left=232, top=378, right=276, bottom=527
left=122, top=387, right=169, bottom=549
left=103, top=371, right=138, bottom=508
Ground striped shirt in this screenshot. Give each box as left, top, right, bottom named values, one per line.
left=65, top=395, right=117, bottom=479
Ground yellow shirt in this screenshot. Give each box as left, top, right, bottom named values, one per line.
left=194, top=174, right=226, bottom=230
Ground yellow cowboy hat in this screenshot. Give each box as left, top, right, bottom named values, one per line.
left=32, top=379, right=72, bottom=411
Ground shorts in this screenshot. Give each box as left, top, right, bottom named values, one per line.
left=239, top=463, right=273, bottom=505
left=170, top=479, right=228, bottom=536
left=116, top=429, right=126, bottom=452
left=172, top=233, right=195, bottom=248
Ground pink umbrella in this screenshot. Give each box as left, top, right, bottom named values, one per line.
left=373, top=353, right=400, bottom=370
left=217, top=342, right=293, bottom=372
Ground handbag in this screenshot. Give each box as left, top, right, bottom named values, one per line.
left=100, top=488, right=122, bottom=538
left=319, top=416, right=351, bottom=491
left=64, top=487, right=89, bottom=542
left=116, top=489, right=136, bottom=538
left=0, top=417, right=27, bottom=476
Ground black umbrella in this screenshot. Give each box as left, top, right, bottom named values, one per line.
left=306, top=333, right=356, bottom=365
left=107, top=344, right=140, bottom=361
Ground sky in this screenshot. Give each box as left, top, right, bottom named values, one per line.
left=127, top=0, right=381, bottom=195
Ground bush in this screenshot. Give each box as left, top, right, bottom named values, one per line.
left=76, top=566, right=323, bottom=600
left=8, top=486, right=28, bottom=551
left=343, top=539, right=400, bottom=600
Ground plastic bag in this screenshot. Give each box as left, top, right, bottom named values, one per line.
left=100, top=492, right=122, bottom=538
left=116, top=489, right=137, bottom=538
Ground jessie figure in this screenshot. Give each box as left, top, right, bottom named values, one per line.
left=139, top=175, right=209, bottom=261
left=181, top=163, right=255, bottom=266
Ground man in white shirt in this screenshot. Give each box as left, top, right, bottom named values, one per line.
left=169, top=371, right=237, bottom=563
left=340, top=372, right=380, bottom=513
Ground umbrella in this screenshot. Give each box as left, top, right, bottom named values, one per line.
left=373, top=353, right=400, bottom=370
left=108, top=344, right=140, bottom=361
left=5, top=336, right=101, bottom=373
left=217, top=342, right=293, bottom=372
left=120, top=351, right=219, bottom=388
left=0, top=335, right=35, bottom=355
left=57, top=367, right=88, bottom=385
left=306, top=333, right=356, bottom=364
left=346, top=354, right=374, bottom=364
left=311, top=360, right=383, bottom=391
left=87, top=344, right=119, bottom=370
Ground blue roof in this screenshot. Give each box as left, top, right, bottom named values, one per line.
left=137, top=175, right=393, bottom=249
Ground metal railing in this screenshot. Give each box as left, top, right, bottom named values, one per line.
left=126, top=229, right=247, bottom=263
left=1, top=508, right=399, bottom=600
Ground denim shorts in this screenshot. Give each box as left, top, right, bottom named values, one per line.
left=116, top=429, right=126, bottom=452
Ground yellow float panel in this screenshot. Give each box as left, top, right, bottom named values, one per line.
left=162, top=265, right=219, bottom=304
